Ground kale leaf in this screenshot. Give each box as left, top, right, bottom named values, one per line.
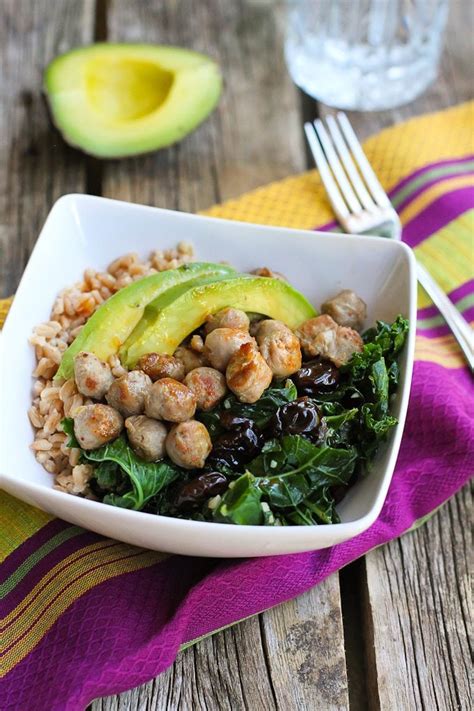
left=62, top=417, right=180, bottom=510
left=242, top=434, right=357, bottom=524
left=343, top=315, right=408, bottom=381
left=61, top=417, right=81, bottom=449
left=102, top=493, right=137, bottom=509
left=337, top=315, right=409, bottom=462
left=83, top=436, right=180, bottom=510
left=248, top=435, right=356, bottom=486
left=321, top=407, right=359, bottom=447
left=362, top=314, right=409, bottom=358
left=213, top=473, right=263, bottom=525
left=284, top=488, right=339, bottom=525
left=94, top=460, right=122, bottom=490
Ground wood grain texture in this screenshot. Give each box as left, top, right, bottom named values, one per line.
left=0, top=0, right=95, bottom=297
left=100, top=0, right=306, bottom=208
left=260, top=580, right=349, bottom=710
left=92, top=579, right=348, bottom=711
left=363, top=485, right=472, bottom=711
left=92, top=613, right=283, bottom=711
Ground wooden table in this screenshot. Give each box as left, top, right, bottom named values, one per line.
left=1, top=2, right=471, bottom=709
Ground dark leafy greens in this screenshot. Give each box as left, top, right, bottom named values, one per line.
left=62, top=416, right=80, bottom=448
left=63, top=315, right=408, bottom=526
left=85, top=436, right=180, bottom=510
left=211, top=434, right=357, bottom=526
left=213, top=473, right=263, bottom=525
left=336, top=315, right=409, bottom=461
left=62, top=419, right=180, bottom=510
left=245, top=435, right=357, bottom=524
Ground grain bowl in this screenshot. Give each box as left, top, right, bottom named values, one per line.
left=0, top=195, right=416, bottom=556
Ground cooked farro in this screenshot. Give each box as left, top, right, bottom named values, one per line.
left=29, top=242, right=195, bottom=495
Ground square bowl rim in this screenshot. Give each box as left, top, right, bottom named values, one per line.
left=0, top=193, right=417, bottom=547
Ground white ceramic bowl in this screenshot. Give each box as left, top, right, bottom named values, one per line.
left=0, top=195, right=417, bottom=557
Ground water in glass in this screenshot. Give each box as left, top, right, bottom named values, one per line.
left=285, top=0, right=449, bottom=110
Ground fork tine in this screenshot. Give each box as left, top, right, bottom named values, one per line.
left=313, top=119, right=362, bottom=215
left=325, top=115, right=377, bottom=211
left=336, top=112, right=391, bottom=208
left=304, top=122, right=350, bottom=221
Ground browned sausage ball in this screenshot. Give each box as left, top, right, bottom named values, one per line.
left=73, top=351, right=114, bottom=399
left=137, top=353, right=185, bottom=382
left=165, top=420, right=212, bottom=469
left=144, top=377, right=196, bottom=422
left=106, top=370, right=152, bottom=417
left=174, top=345, right=208, bottom=374
left=205, top=307, right=250, bottom=334
left=204, top=328, right=255, bottom=372
left=184, top=367, right=227, bottom=411
left=73, top=404, right=123, bottom=450
left=295, top=314, right=363, bottom=367
left=256, top=319, right=302, bottom=377
left=226, top=341, right=273, bottom=403
left=125, top=415, right=168, bottom=461
left=321, top=289, right=367, bottom=331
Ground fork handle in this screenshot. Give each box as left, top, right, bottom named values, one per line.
left=416, top=262, right=474, bottom=372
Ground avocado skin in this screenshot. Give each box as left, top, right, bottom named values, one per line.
left=123, top=276, right=317, bottom=368
left=55, top=262, right=234, bottom=381
left=44, top=43, right=222, bottom=158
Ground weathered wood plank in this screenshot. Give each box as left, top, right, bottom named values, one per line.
left=260, top=578, right=349, bottom=710
left=92, top=578, right=349, bottom=711
left=92, top=612, right=281, bottom=711
left=0, top=0, right=95, bottom=297
left=92, top=1, right=349, bottom=709
left=100, top=0, right=305, bottom=208
left=363, top=485, right=472, bottom=711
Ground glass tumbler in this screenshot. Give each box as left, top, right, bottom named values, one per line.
left=285, top=0, right=449, bottom=110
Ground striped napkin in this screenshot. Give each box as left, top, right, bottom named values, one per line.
left=1, top=102, right=473, bottom=711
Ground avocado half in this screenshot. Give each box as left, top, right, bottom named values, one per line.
left=44, top=43, right=222, bottom=158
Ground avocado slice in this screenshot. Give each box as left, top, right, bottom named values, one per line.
left=44, top=43, right=222, bottom=158
left=123, top=276, right=317, bottom=368
left=55, top=262, right=234, bottom=381
left=119, top=272, right=250, bottom=361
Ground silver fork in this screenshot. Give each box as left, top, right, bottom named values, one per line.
left=304, top=113, right=474, bottom=372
